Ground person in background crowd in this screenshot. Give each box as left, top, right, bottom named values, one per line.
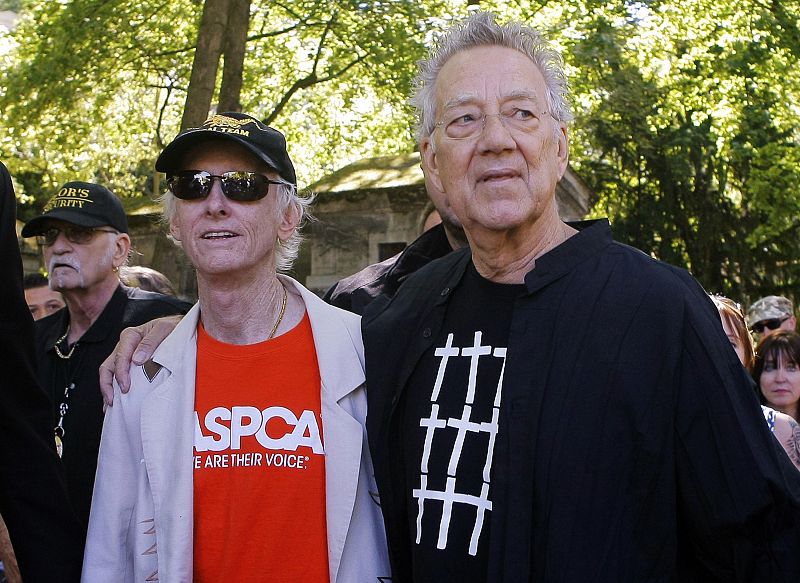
left=712, top=295, right=754, bottom=367
left=754, top=331, right=800, bottom=424
left=23, top=272, right=65, bottom=320
left=421, top=206, right=442, bottom=233
left=20, top=182, right=191, bottom=536
left=82, top=113, right=389, bottom=582
left=360, top=12, right=800, bottom=582
left=0, top=161, right=82, bottom=582
left=119, top=265, right=178, bottom=297
left=711, top=295, right=800, bottom=469
left=748, top=295, right=796, bottom=340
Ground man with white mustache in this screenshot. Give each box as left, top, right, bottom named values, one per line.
left=21, top=182, right=190, bottom=538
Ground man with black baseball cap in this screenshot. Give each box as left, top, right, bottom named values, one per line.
left=82, top=113, right=389, bottom=581
left=20, top=181, right=130, bottom=239
left=21, top=181, right=191, bottom=538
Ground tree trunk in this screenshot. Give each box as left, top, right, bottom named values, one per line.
left=218, top=0, right=251, bottom=112
left=180, top=0, right=231, bottom=131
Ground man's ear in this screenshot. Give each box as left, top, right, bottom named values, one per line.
left=420, top=136, right=445, bottom=195
left=277, top=201, right=301, bottom=243
left=113, top=233, right=132, bottom=267
left=555, top=124, right=570, bottom=179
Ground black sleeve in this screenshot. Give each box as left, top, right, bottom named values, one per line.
left=321, top=281, right=339, bottom=304
left=0, top=162, right=83, bottom=582
left=674, top=279, right=800, bottom=581
left=323, top=280, right=358, bottom=313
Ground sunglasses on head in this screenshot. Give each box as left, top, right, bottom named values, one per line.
left=166, top=170, right=283, bottom=202
left=751, top=316, right=790, bottom=334
left=36, top=225, right=119, bottom=247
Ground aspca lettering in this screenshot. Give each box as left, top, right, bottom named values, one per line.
left=194, top=406, right=323, bottom=454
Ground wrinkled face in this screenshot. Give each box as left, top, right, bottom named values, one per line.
left=42, top=220, right=127, bottom=294
left=759, top=353, right=800, bottom=414
left=25, top=285, right=65, bottom=320
left=168, top=141, right=298, bottom=280
left=421, top=45, right=569, bottom=238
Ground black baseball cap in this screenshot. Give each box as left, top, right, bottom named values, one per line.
left=21, top=181, right=129, bottom=237
left=155, top=112, right=297, bottom=186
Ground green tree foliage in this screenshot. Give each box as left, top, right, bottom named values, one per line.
left=562, top=0, right=800, bottom=302
left=0, top=0, right=451, bottom=206
left=0, top=0, right=199, bottom=200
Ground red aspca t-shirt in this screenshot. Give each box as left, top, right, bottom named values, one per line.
left=193, top=314, right=329, bottom=582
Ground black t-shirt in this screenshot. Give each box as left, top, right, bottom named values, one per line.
left=402, top=262, right=524, bottom=582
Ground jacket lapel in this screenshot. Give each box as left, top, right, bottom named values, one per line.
left=140, top=305, right=200, bottom=580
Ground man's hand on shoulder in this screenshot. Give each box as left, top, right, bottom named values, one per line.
left=99, top=315, right=183, bottom=406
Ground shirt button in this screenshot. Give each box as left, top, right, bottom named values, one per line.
left=440, top=287, right=451, bottom=296
left=423, top=328, right=432, bottom=338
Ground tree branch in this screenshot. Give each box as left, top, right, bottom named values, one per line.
left=263, top=53, right=366, bottom=125
left=155, top=80, right=175, bottom=149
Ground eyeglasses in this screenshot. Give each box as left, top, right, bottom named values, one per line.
left=36, top=226, right=119, bottom=247
left=434, top=107, right=552, bottom=140
left=751, top=316, right=790, bottom=334
left=166, top=170, right=283, bottom=202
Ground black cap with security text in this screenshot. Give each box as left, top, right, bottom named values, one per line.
left=21, top=181, right=129, bottom=237
left=155, top=112, right=297, bottom=186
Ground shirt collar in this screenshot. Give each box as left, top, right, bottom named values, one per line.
left=523, top=219, right=612, bottom=294
left=44, top=284, right=127, bottom=350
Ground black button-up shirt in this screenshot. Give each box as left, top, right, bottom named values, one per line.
left=34, top=284, right=191, bottom=530
left=364, top=219, right=800, bottom=582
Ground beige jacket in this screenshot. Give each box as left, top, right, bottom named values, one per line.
left=82, top=276, right=390, bottom=582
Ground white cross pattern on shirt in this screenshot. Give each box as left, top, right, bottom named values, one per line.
left=413, top=331, right=506, bottom=556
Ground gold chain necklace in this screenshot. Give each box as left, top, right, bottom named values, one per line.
left=53, top=325, right=77, bottom=359
left=268, top=285, right=288, bottom=339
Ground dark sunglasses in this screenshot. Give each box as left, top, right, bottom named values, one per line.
left=36, top=225, right=119, bottom=247
left=751, top=316, right=790, bottom=334
left=167, top=170, right=283, bottom=202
